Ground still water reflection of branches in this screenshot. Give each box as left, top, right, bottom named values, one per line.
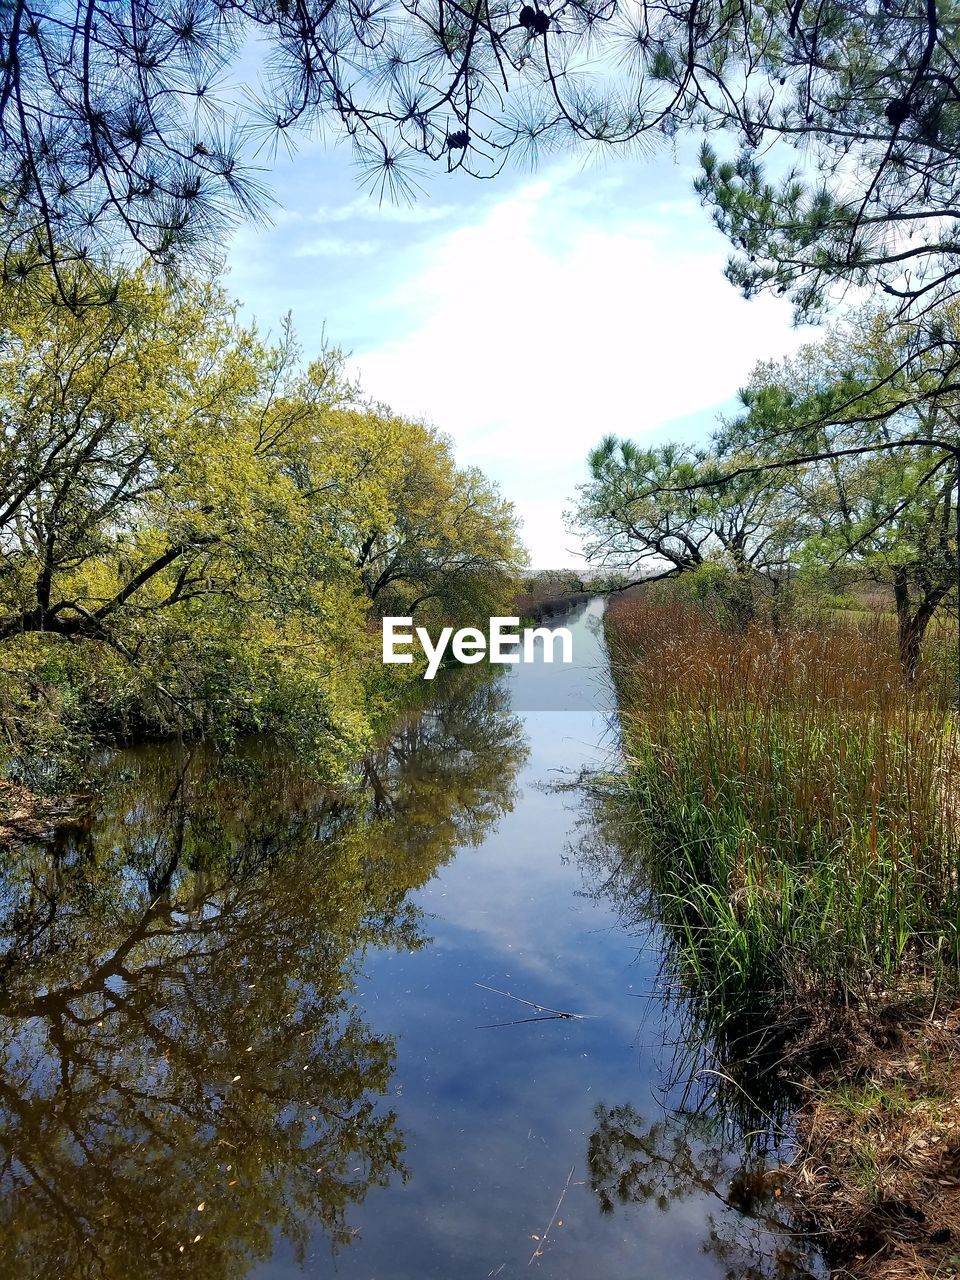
left=0, top=669, right=526, bottom=1279
left=586, top=1102, right=823, bottom=1280
left=571, top=772, right=826, bottom=1280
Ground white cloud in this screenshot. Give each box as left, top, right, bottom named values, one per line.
left=294, top=236, right=381, bottom=258
left=311, top=196, right=456, bottom=224
left=513, top=498, right=588, bottom=571
left=351, top=167, right=813, bottom=567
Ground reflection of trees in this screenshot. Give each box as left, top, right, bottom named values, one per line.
left=361, top=668, right=527, bottom=848
left=0, top=670, right=526, bottom=1279
left=587, top=1101, right=819, bottom=1280
left=570, top=775, right=824, bottom=1280
left=571, top=771, right=804, bottom=1117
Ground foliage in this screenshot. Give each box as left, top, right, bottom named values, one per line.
left=350, top=414, right=526, bottom=625
left=519, top=568, right=585, bottom=596
left=0, top=664, right=526, bottom=1275
left=0, top=267, right=522, bottom=778
left=604, top=595, right=960, bottom=1031
left=727, top=303, right=960, bottom=673
left=2, top=1, right=959, bottom=316
left=577, top=301, right=960, bottom=670
left=572, top=436, right=807, bottom=624
left=512, top=567, right=593, bottom=621
left=693, top=0, right=960, bottom=322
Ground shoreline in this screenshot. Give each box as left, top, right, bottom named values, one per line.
left=600, top=593, right=960, bottom=1279
left=786, top=991, right=960, bottom=1279
left=0, top=780, right=93, bottom=849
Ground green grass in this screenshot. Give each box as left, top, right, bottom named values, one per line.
left=605, top=597, right=960, bottom=1033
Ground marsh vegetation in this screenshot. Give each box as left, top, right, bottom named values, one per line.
left=595, top=591, right=960, bottom=1277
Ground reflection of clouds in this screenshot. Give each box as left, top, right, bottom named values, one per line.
left=507, top=598, right=617, bottom=714
left=415, top=809, right=658, bottom=1049
left=328, top=585, right=817, bottom=1280
left=0, top=666, right=530, bottom=1279
left=340, top=606, right=720, bottom=1278
left=338, top=958, right=738, bottom=1278
left=393, top=603, right=648, bottom=1042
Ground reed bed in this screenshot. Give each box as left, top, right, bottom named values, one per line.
left=606, top=597, right=960, bottom=1022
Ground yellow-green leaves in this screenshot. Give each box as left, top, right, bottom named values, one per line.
left=0, top=266, right=524, bottom=777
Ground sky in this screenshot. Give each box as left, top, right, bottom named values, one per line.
left=226, top=138, right=814, bottom=568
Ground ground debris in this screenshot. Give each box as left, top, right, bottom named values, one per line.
left=787, top=990, right=960, bottom=1278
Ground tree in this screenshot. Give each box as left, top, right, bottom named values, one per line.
left=0, top=268, right=381, bottom=759
left=694, top=1, right=960, bottom=321
left=4, top=1, right=960, bottom=314
left=582, top=304, right=960, bottom=677
left=727, top=305, right=960, bottom=676
left=348, top=416, right=525, bottom=624
left=0, top=264, right=523, bottom=769
left=572, top=436, right=806, bottom=622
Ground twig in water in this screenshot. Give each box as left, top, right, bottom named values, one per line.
left=529, top=1166, right=575, bottom=1265
left=475, top=982, right=597, bottom=1029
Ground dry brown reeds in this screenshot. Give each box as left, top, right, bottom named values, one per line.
left=605, top=596, right=960, bottom=1014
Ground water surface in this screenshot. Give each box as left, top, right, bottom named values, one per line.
left=0, top=599, right=823, bottom=1278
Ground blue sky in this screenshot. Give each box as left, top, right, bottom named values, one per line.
left=226, top=138, right=812, bottom=568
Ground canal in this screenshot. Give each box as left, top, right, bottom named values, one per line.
left=0, top=598, right=823, bottom=1278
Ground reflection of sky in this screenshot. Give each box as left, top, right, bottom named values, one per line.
left=253, top=602, right=820, bottom=1279
left=504, top=597, right=617, bottom=714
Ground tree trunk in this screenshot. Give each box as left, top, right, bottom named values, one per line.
left=892, top=569, right=946, bottom=683
left=899, top=611, right=930, bottom=683
left=724, top=561, right=759, bottom=631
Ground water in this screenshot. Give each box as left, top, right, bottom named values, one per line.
left=0, top=599, right=824, bottom=1278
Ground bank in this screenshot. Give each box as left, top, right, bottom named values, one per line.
left=601, top=591, right=960, bottom=1280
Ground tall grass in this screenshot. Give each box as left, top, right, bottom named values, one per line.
left=606, top=597, right=960, bottom=1024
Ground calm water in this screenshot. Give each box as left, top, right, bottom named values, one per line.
left=0, top=600, right=824, bottom=1278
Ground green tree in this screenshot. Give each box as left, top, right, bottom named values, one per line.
left=349, top=416, right=525, bottom=624
left=580, top=304, right=960, bottom=675
left=3, top=1, right=958, bottom=316
left=728, top=305, right=960, bottom=674
left=0, top=266, right=524, bottom=770
left=572, top=437, right=806, bottom=623
left=0, top=269, right=378, bottom=764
